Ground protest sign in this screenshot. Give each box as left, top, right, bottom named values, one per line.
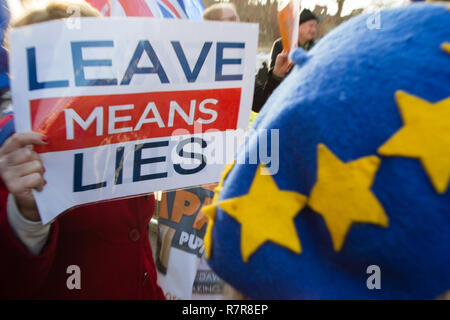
left=8, top=18, right=258, bottom=224
left=277, top=0, right=299, bottom=54
left=156, top=185, right=225, bottom=300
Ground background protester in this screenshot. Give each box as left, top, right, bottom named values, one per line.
left=252, top=8, right=319, bottom=112
left=202, top=2, right=239, bottom=22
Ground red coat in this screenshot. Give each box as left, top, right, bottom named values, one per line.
left=0, top=185, right=165, bottom=299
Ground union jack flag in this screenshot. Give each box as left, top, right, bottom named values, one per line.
left=86, top=0, right=204, bottom=20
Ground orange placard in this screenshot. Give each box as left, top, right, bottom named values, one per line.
left=277, top=0, right=300, bottom=53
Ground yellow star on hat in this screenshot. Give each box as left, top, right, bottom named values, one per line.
left=202, top=160, right=235, bottom=258
left=202, top=203, right=217, bottom=259
left=441, top=42, right=450, bottom=55
left=308, top=144, right=389, bottom=251
left=378, top=91, right=450, bottom=194
left=218, top=163, right=307, bottom=262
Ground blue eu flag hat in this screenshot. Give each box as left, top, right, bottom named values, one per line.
left=204, top=3, right=450, bottom=299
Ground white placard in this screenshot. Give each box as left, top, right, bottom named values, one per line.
left=8, top=18, right=258, bottom=224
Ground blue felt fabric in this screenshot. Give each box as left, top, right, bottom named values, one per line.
left=207, top=3, right=450, bottom=299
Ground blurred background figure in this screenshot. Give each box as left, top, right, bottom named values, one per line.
left=269, top=8, right=318, bottom=70
left=252, top=8, right=319, bottom=112
left=203, top=2, right=239, bottom=21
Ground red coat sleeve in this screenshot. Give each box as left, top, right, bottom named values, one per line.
left=0, top=185, right=60, bottom=299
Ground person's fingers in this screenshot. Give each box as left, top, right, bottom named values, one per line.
left=277, top=55, right=288, bottom=63
left=12, top=160, right=44, bottom=178
left=22, top=173, right=45, bottom=192
left=280, top=50, right=290, bottom=60
left=275, top=51, right=288, bottom=63
left=35, top=183, right=44, bottom=193
left=5, top=147, right=41, bottom=166
left=0, top=132, right=48, bottom=155
left=6, top=172, right=45, bottom=195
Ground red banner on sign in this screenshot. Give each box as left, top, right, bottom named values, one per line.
left=31, top=88, right=241, bottom=153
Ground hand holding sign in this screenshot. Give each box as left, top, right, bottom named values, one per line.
left=0, top=132, right=47, bottom=221
left=273, top=50, right=293, bottom=79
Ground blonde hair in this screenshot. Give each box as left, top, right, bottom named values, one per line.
left=12, top=0, right=101, bottom=28
left=203, top=2, right=238, bottom=21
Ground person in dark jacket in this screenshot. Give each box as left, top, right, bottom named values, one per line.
left=253, top=9, right=318, bottom=112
